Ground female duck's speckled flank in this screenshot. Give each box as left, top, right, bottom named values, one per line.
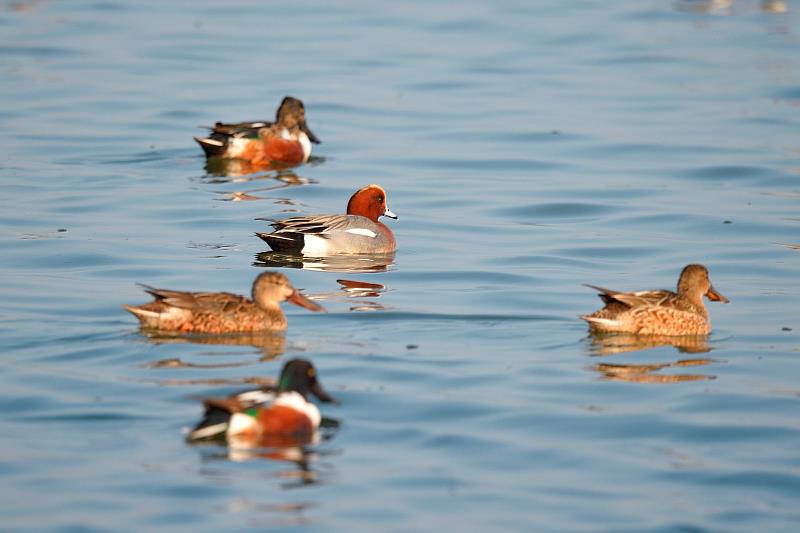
left=194, top=96, right=320, bottom=166
left=256, top=184, right=397, bottom=255
left=123, top=271, right=324, bottom=334
left=187, top=358, right=338, bottom=447
left=582, top=264, right=729, bottom=336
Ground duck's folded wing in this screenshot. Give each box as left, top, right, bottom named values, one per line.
left=211, top=120, right=272, bottom=138
left=138, top=284, right=246, bottom=312
left=270, top=214, right=360, bottom=235
left=584, top=284, right=673, bottom=308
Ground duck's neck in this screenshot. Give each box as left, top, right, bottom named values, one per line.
left=679, top=290, right=707, bottom=316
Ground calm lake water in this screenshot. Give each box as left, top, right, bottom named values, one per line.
left=1, top=0, right=799, bottom=531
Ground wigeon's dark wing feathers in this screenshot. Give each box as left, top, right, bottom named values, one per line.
left=269, top=214, right=362, bottom=235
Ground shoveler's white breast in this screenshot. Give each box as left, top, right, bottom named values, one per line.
left=278, top=127, right=312, bottom=162
left=297, top=131, right=312, bottom=162
left=273, top=391, right=321, bottom=427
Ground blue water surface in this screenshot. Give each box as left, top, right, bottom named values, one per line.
left=1, top=0, right=799, bottom=531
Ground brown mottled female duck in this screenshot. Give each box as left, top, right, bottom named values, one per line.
left=123, top=272, right=324, bottom=334
left=581, top=264, right=729, bottom=336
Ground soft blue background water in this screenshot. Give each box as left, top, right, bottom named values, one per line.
left=1, top=0, right=799, bottom=531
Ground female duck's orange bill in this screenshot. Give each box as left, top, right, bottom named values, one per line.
left=706, top=285, right=729, bottom=303
left=287, top=289, right=326, bottom=312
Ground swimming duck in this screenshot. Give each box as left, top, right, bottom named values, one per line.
left=581, top=264, right=729, bottom=336
left=256, top=184, right=397, bottom=255
left=194, top=96, right=320, bottom=166
left=187, top=358, right=338, bottom=446
left=123, top=271, right=324, bottom=334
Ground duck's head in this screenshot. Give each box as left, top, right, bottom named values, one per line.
left=278, top=358, right=338, bottom=404
left=276, top=96, right=320, bottom=144
left=678, top=264, right=729, bottom=304
left=252, top=271, right=325, bottom=312
left=346, top=184, right=397, bottom=222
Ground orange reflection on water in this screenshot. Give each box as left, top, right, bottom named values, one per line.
left=190, top=418, right=340, bottom=487
left=137, top=330, right=287, bottom=361
left=587, top=332, right=711, bottom=356
left=593, top=358, right=716, bottom=383
left=302, top=278, right=388, bottom=312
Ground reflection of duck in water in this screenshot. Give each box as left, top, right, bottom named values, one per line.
left=195, top=96, right=320, bottom=167
left=187, top=358, right=338, bottom=448
left=582, top=264, right=729, bottom=336
left=256, top=184, right=397, bottom=256
left=139, top=329, right=288, bottom=362
left=254, top=250, right=394, bottom=273
left=123, top=272, right=324, bottom=334
left=592, top=358, right=716, bottom=384
left=587, top=332, right=711, bottom=357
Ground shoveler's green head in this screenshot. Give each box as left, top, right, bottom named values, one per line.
left=278, top=358, right=338, bottom=404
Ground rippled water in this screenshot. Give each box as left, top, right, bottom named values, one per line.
left=1, top=1, right=799, bottom=531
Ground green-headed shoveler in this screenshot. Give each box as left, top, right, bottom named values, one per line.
left=256, top=184, right=397, bottom=255
left=187, top=358, right=338, bottom=447
left=123, top=271, right=324, bottom=334
left=194, top=96, right=320, bottom=166
left=581, top=264, right=729, bottom=336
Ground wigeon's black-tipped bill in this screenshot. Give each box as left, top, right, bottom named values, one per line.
left=302, top=122, right=320, bottom=144
left=311, top=380, right=339, bottom=404
left=383, top=208, right=398, bottom=220
left=707, top=285, right=729, bottom=303
left=288, top=290, right=326, bottom=312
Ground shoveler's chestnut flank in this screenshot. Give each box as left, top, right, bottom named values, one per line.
left=123, top=271, right=324, bottom=334
left=581, top=264, right=729, bottom=336
left=194, top=96, right=319, bottom=166
left=256, top=184, right=397, bottom=255
left=187, top=358, right=338, bottom=447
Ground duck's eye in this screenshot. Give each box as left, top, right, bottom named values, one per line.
left=377, top=196, right=384, bottom=203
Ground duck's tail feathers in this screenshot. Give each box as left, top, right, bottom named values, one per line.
left=186, top=401, right=236, bottom=442
left=581, top=315, right=622, bottom=331
left=194, top=136, right=227, bottom=158
left=255, top=232, right=304, bottom=253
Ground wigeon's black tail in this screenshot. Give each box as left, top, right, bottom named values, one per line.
left=256, top=231, right=305, bottom=254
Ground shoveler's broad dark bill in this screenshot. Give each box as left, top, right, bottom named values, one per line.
left=581, top=263, right=729, bottom=336
left=187, top=358, right=338, bottom=448
left=256, top=184, right=398, bottom=256
left=123, top=271, right=324, bottom=334
left=194, top=96, right=320, bottom=167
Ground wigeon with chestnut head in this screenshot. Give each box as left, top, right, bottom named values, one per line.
left=257, top=184, right=397, bottom=256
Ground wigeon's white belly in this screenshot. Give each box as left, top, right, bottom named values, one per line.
left=301, top=228, right=379, bottom=255
left=300, top=234, right=332, bottom=256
